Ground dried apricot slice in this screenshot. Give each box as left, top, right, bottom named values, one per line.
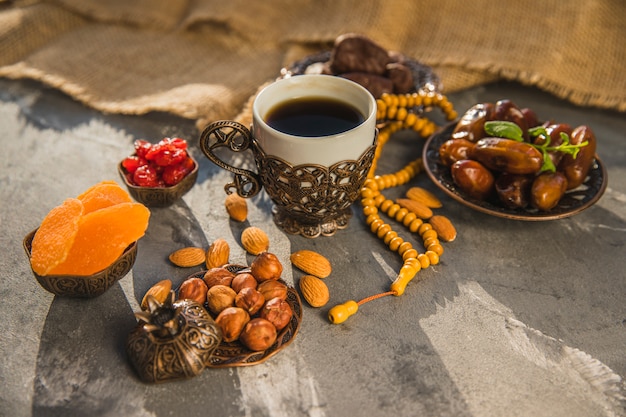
left=30, top=198, right=84, bottom=276
left=77, top=181, right=132, bottom=214
left=49, top=202, right=150, bottom=276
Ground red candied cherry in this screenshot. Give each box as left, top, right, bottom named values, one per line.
left=122, top=155, right=145, bottom=174
left=165, top=137, right=187, bottom=150
left=154, top=147, right=187, bottom=167
left=162, top=163, right=188, bottom=186
left=134, top=140, right=153, bottom=159
left=133, top=164, right=159, bottom=187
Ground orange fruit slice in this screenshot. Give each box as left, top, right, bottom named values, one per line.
left=49, top=202, right=150, bottom=276
left=77, top=180, right=132, bottom=214
left=30, top=198, right=84, bottom=276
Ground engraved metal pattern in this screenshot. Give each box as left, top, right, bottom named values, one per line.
left=198, top=120, right=262, bottom=197
left=23, top=229, right=137, bottom=298
left=126, top=299, right=222, bottom=383
left=255, top=141, right=377, bottom=237
left=118, top=157, right=198, bottom=208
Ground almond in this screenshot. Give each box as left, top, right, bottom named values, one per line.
left=225, top=193, right=248, bottom=222
left=206, top=238, right=230, bottom=269
left=429, top=215, right=457, bottom=242
left=396, top=198, right=433, bottom=219
left=168, top=247, right=206, bottom=267
left=406, top=187, right=442, bottom=208
left=141, top=279, right=172, bottom=310
left=241, top=226, right=269, bottom=255
left=290, top=250, right=332, bottom=279
left=299, top=275, right=330, bottom=308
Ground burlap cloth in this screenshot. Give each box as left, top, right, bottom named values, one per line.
left=1, top=0, right=625, bottom=130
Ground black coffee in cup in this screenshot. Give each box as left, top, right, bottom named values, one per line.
left=265, top=97, right=365, bottom=137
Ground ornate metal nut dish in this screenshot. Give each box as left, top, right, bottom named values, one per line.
left=23, top=228, right=138, bottom=298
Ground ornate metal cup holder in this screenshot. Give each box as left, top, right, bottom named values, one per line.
left=199, top=121, right=377, bottom=238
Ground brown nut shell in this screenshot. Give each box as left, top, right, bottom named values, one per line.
left=203, top=267, right=235, bottom=288
left=206, top=285, right=237, bottom=315
left=215, top=307, right=250, bottom=343
left=250, top=252, right=283, bottom=282
left=257, top=280, right=288, bottom=302
left=239, top=318, right=277, bottom=352
left=177, top=277, right=208, bottom=305
left=231, top=272, right=258, bottom=293
left=299, top=275, right=330, bottom=308
left=428, top=215, right=457, bottom=242
left=241, top=226, right=270, bottom=255
left=235, top=287, right=266, bottom=315
left=290, top=250, right=332, bottom=279
left=260, top=297, right=293, bottom=331
left=169, top=247, right=206, bottom=268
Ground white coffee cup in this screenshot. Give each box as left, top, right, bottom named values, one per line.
left=199, top=74, right=378, bottom=237
left=251, top=74, right=377, bottom=166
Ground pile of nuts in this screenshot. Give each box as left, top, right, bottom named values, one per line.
left=140, top=193, right=338, bottom=352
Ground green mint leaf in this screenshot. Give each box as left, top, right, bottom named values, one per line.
left=484, top=121, right=524, bottom=142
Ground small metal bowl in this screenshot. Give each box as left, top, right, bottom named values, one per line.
left=23, top=228, right=138, bottom=298
left=117, top=156, right=198, bottom=208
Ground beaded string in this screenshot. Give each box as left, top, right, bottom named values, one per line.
left=327, top=90, right=458, bottom=324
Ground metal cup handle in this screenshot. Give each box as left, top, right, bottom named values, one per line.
left=199, top=120, right=262, bottom=198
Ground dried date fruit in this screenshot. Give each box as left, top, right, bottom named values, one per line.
left=439, top=138, right=476, bottom=167
left=386, top=62, right=414, bottom=94
left=495, top=173, right=533, bottom=209
left=340, top=73, right=393, bottom=98
left=530, top=171, right=568, bottom=211
left=558, top=125, right=597, bottom=190
left=451, top=103, right=494, bottom=142
left=328, top=33, right=391, bottom=75
left=472, top=138, right=543, bottom=175
left=451, top=159, right=495, bottom=201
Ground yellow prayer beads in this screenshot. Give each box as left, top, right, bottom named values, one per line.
left=328, top=90, right=457, bottom=324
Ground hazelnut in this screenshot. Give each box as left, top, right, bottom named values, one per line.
left=206, top=285, right=236, bottom=315
left=239, top=318, right=277, bottom=352
left=235, top=287, right=265, bottom=315
left=177, top=277, right=208, bottom=304
left=231, top=272, right=257, bottom=293
left=250, top=252, right=283, bottom=282
left=215, top=307, right=250, bottom=342
left=203, top=267, right=235, bottom=288
left=260, top=297, right=293, bottom=331
left=257, top=280, right=288, bottom=302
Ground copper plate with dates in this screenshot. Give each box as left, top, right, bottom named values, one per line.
left=182, top=268, right=302, bottom=367
left=422, top=123, right=608, bottom=221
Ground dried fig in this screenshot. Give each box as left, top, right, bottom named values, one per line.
left=239, top=318, right=277, bottom=352
left=215, top=307, right=250, bottom=343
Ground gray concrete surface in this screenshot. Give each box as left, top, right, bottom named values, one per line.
left=1, top=77, right=625, bottom=417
